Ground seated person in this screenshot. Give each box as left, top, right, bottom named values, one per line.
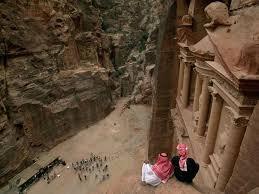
left=141, top=153, right=174, bottom=186
left=171, top=144, right=199, bottom=183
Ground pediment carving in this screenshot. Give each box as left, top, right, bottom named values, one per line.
left=205, top=3, right=259, bottom=82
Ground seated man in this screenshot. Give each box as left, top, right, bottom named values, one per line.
left=172, top=144, right=199, bottom=183
left=141, top=153, right=174, bottom=186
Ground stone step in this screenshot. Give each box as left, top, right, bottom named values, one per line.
left=209, top=154, right=220, bottom=174
left=208, top=163, right=217, bottom=186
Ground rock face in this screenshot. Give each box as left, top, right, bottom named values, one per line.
left=0, top=0, right=169, bottom=186
left=0, top=0, right=114, bottom=185
left=225, top=101, right=259, bottom=194
left=148, top=1, right=177, bottom=161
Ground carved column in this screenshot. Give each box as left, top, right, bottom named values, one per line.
left=197, top=77, right=210, bottom=136
left=177, top=58, right=185, bottom=97
left=182, top=63, right=191, bottom=108
left=193, top=73, right=203, bottom=113
left=215, top=107, right=249, bottom=191
left=202, top=91, right=223, bottom=164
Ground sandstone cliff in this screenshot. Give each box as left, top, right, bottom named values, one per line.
left=0, top=0, right=169, bottom=185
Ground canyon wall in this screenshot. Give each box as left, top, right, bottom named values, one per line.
left=0, top=0, right=169, bottom=185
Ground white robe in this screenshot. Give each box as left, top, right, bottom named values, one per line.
left=141, top=163, right=161, bottom=186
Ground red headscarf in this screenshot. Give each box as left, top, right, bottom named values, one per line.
left=152, top=153, right=173, bottom=182
left=177, top=144, right=188, bottom=171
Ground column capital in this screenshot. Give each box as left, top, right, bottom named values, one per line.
left=208, top=86, right=221, bottom=99
left=193, top=67, right=198, bottom=74
left=184, top=61, right=193, bottom=67
left=208, top=86, right=214, bottom=93
left=200, top=74, right=211, bottom=81
left=225, top=106, right=249, bottom=128
left=232, top=117, right=249, bottom=128
left=178, top=54, right=184, bottom=59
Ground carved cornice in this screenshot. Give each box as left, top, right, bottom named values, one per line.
left=190, top=52, right=215, bottom=62
left=207, top=60, right=259, bottom=94
left=212, top=79, right=255, bottom=115
left=194, top=60, right=214, bottom=78
left=178, top=42, right=189, bottom=49
left=179, top=46, right=195, bottom=63
left=204, top=5, right=259, bottom=92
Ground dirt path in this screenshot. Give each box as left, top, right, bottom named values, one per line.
left=27, top=99, right=200, bottom=194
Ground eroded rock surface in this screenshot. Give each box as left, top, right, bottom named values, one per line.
left=0, top=0, right=114, bottom=185
left=0, top=0, right=169, bottom=186
left=204, top=2, right=231, bottom=29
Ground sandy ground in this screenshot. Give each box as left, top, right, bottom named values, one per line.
left=26, top=99, right=200, bottom=194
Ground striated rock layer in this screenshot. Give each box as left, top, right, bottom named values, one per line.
left=0, top=0, right=170, bottom=186
left=0, top=0, right=115, bottom=185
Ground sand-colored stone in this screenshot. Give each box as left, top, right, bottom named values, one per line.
left=206, top=5, right=259, bottom=87
left=20, top=100, right=200, bottom=194
left=148, top=1, right=177, bottom=161
left=225, top=102, right=259, bottom=194
left=1, top=1, right=259, bottom=194
left=193, top=74, right=202, bottom=113
left=177, top=59, right=185, bottom=97
left=182, top=64, right=192, bottom=108
left=196, top=77, right=210, bottom=136
left=202, top=92, right=223, bottom=165
left=153, top=1, right=259, bottom=193
left=0, top=0, right=172, bottom=185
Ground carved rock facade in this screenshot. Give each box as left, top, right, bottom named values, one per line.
left=149, top=0, right=259, bottom=193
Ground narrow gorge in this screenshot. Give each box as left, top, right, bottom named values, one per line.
left=0, top=0, right=170, bottom=186
left=1, top=1, right=259, bottom=194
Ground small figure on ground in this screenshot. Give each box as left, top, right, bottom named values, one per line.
left=171, top=144, right=199, bottom=183
left=141, top=153, right=174, bottom=186
left=78, top=174, right=82, bottom=182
